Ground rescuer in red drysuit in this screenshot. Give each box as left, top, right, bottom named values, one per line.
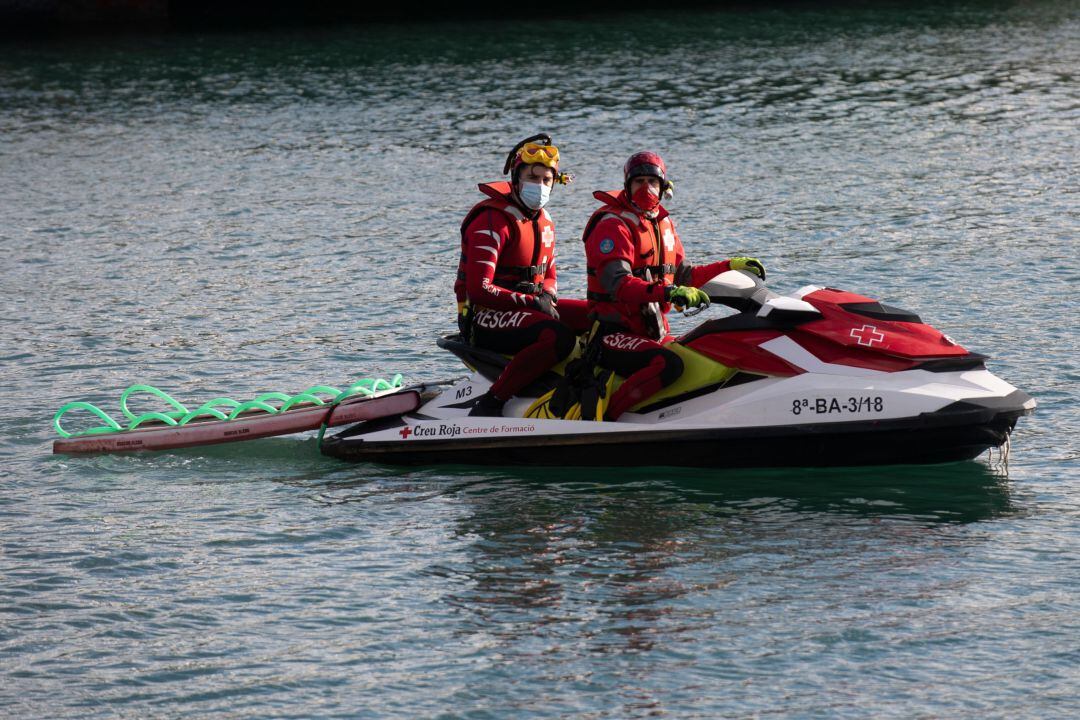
left=455, top=134, right=590, bottom=417
left=583, top=151, right=766, bottom=421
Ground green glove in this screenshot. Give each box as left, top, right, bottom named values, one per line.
left=666, top=285, right=711, bottom=312
left=729, top=257, right=766, bottom=280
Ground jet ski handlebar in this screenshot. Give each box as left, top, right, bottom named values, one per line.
left=696, top=269, right=779, bottom=312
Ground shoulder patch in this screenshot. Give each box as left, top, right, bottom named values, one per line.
left=599, top=238, right=615, bottom=254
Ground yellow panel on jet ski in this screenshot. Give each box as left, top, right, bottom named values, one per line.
left=625, top=343, right=737, bottom=412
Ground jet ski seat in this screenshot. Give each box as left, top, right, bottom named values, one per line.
left=437, top=334, right=510, bottom=381
left=436, top=334, right=566, bottom=399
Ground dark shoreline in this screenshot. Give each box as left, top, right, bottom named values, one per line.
left=0, top=0, right=1025, bottom=37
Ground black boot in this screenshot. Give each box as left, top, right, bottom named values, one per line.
left=469, top=391, right=506, bottom=417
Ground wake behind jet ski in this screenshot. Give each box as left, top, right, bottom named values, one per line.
left=320, top=270, right=1036, bottom=468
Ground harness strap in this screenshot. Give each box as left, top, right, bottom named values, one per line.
left=512, top=281, right=544, bottom=295
left=496, top=261, right=549, bottom=279
left=642, top=263, right=677, bottom=277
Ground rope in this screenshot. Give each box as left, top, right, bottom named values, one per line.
left=53, top=375, right=404, bottom=439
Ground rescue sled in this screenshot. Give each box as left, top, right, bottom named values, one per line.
left=52, top=379, right=421, bottom=454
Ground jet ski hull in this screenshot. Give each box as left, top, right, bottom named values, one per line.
left=320, top=389, right=1033, bottom=469
left=323, top=273, right=1037, bottom=470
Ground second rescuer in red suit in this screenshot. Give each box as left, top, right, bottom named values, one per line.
left=455, top=135, right=589, bottom=417
left=583, top=151, right=766, bottom=421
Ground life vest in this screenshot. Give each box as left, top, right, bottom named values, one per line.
left=454, top=181, right=555, bottom=303
left=582, top=190, right=678, bottom=336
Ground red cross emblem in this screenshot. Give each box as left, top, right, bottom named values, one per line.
left=850, top=324, right=885, bottom=347
left=662, top=228, right=675, bottom=252
left=399, top=426, right=412, bottom=439
left=541, top=226, right=554, bottom=248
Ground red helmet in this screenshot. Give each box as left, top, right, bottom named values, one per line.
left=623, top=151, right=667, bottom=183
left=624, top=151, right=673, bottom=200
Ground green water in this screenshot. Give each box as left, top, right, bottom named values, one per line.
left=1, top=3, right=1078, bottom=717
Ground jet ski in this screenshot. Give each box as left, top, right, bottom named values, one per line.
left=320, top=271, right=1035, bottom=468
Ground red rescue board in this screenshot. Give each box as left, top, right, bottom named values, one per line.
left=52, top=390, right=420, bottom=455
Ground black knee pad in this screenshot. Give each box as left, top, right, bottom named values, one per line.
left=657, top=349, right=684, bottom=387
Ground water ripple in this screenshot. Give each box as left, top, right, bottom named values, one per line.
left=2, top=3, right=1078, bottom=718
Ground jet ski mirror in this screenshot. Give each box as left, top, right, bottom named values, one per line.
left=698, top=270, right=778, bottom=312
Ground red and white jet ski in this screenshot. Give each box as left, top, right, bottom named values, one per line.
left=321, top=271, right=1035, bottom=468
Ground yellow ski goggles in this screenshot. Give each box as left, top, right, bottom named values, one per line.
left=504, top=134, right=573, bottom=185
left=517, top=142, right=560, bottom=169
left=518, top=144, right=573, bottom=185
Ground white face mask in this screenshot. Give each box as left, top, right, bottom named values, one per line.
left=518, top=181, right=551, bottom=210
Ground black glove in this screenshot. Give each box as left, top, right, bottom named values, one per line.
left=456, top=302, right=473, bottom=342
left=534, top=291, right=559, bottom=320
